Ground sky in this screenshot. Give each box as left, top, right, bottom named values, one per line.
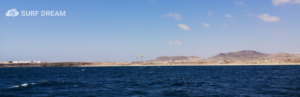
left=1, top=0, right=300, bottom=62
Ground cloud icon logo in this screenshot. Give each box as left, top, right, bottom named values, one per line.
left=6, top=9, right=19, bottom=17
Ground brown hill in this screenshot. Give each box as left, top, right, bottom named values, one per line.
left=265, top=53, right=297, bottom=59
left=209, top=50, right=270, bottom=60
left=150, top=50, right=300, bottom=62
left=150, top=56, right=201, bottom=61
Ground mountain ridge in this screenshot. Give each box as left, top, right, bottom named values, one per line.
left=150, top=50, right=300, bottom=61
left=208, top=50, right=270, bottom=60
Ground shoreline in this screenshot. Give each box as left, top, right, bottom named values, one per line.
left=1, top=62, right=300, bottom=67
left=79, top=63, right=300, bottom=67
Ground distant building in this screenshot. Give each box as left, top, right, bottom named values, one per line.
left=33, top=61, right=42, bottom=63
left=3, top=61, right=43, bottom=64
left=25, top=61, right=33, bottom=63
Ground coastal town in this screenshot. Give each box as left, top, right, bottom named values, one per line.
left=0, top=61, right=42, bottom=64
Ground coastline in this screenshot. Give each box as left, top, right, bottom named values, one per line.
left=79, top=63, right=300, bottom=67
left=1, top=62, right=300, bottom=67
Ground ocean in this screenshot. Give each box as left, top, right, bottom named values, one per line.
left=0, top=66, right=299, bottom=96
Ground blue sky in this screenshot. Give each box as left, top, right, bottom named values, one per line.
left=1, top=0, right=300, bottom=62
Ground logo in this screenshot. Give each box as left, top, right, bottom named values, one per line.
left=6, top=9, right=19, bottom=17
left=5, top=9, right=66, bottom=17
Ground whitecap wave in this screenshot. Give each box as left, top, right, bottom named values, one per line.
left=21, top=83, right=28, bottom=87
left=11, top=85, right=19, bottom=88
left=10, top=82, right=35, bottom=88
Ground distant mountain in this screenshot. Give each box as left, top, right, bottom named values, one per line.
left=150, top=56, right=201, bottom=61
left=208, top=50, right=270, bottom=60
left=150, top=50, right=300, bottom=61
left=265, top=52, right=299, bottom=59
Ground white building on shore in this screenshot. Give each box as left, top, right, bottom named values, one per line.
left=6, top=61, right=43, bottom=64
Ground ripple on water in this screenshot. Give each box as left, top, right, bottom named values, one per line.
left=0, top=66, right=299, bottom=96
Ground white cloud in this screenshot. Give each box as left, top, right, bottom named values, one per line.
left=202, top=23, right=210, bottom=28
left=162, top=13, right=183, bottom=20
left=246, top=13, right=253, bottom=16
left=167, top=41, right=173, bottom=45
left=174, top=40, right=182, bottom=45
left=272, top=0, right=291, bottom=6
left=272, top=0, right=300, bottom=5
left=208, top=11, right=213, bottom=16
left=257, top=14, right=280, bottom=22
left=225, top=14, right=233, bottom=18
left=223, top=24, right=227, bottom=28
left=167, top=40, right=181, bottom=45
left=295, top=0, right=300, bottom=3
left=235, top=2, right=246, bottom=6
left=177, top=24, right=190, bottom=31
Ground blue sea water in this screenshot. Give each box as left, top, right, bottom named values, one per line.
left=0, top=66, right=300, bottom=96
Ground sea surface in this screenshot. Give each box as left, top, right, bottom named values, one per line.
left=0, top=66, right=300, bottom=96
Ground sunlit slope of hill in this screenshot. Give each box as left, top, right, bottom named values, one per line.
left=208, top=50, right=270, bottom=60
